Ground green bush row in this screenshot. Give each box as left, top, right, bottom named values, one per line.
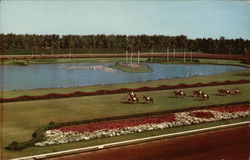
left=5, top=122, right=55, bottom=151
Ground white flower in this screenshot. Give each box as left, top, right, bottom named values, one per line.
left=35, top=109, right=250, bottom=147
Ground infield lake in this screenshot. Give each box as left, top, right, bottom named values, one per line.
left=1, top=63, right=247, bottom=91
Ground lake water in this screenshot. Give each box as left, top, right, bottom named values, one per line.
left=0, top=63, right=247, bottom=91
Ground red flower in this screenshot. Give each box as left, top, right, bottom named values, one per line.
left=58, top=114, right=176, bottom=133
left=189, top=111, right=214, bottom=118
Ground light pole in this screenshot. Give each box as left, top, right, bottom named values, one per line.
left=125, top=50, right=128, bottom=64
left=130, top=51, right=133, bottom=66
left=173, top=48, right=176, bottom=59
left=137, top=50, right=140, bottom=65
left=167, top=47, right=169, bottom=62
left=151, top=49, right=153, bottom=62
left=190, top=50, right=193, bottom=62
left=183, top=48, right=186, bottom=63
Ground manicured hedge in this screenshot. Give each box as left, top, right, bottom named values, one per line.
left=5, top=101, right=249, bottom=151
left=1, top=79, right=249, bottom=103
left=5, top=123, right=55, bottom=151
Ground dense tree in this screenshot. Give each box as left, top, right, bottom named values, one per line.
left=1, top=34, right=249, bottom=55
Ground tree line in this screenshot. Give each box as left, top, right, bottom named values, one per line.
left=0, top=34, right=249, bottom=55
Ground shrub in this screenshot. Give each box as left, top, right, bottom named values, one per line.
left=11, top=141, right=18, bottom=145
left=13, top=61, right=28, bottom=66
left=49, top=121, right=55, bottom=125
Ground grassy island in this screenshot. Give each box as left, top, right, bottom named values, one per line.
left=111, top=63, right=153, bottom=73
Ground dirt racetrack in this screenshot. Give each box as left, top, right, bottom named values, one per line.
left=0, top=52, right=248, bottom=61
left=52, top=125, right=250, bottom=160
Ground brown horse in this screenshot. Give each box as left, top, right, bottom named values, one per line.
left=128, top=96, right=139, bottom=104
left=218, top=89, right=231, bottom=96
left=231, top=89, right=240, bottom=95
left=193, top=90, right=204, bottom=97
left=201, top=93, right=209, bottom=100
left=173, top=90, right=186, bottom=98
left=143, top=96, right=153, bottom=104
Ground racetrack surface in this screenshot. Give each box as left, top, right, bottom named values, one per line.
left=51, top=125, right=250, bottom=160
left=0, top=52, right=248, bottom=60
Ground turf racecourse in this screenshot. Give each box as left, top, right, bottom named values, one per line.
left=1, top=58, right=250, bottom=159
left=2, top=83, right=250, bottom=159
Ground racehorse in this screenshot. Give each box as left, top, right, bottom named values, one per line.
left=218, top=89, right=231, bottom=96
left=128, top=96, right=139, bottom=104
left=231, top=89, right=240, bottom=95
left=193, top=90, right=204, bottom=97
left=201, top=93, right=209, bottom=100
left=173, top=90, right=186, bottom=98
left=143, top=96, right=153, bottom=104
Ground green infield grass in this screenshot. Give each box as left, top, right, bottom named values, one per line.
left=2, top=58, right=149, bottom=65
left=1, top=58, right=250, bottom=159
left=152, top=58, right=250, bottom=67
left=2, top=83, right=250, bottom=159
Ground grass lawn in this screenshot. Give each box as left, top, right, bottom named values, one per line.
left=152, top=58, right=250, bottom=67
left=1, top=58, right=250, bottom=159
left=2, top=58, right=150, bottom=65
left=2, top=83, right=250, bottom=159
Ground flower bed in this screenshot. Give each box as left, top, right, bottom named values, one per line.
left=35, top=105, right=249, bottom=147
left=188, top=111, right=215, bottom=118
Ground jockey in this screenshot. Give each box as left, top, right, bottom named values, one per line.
left=130, top=91, right=136, bottom=97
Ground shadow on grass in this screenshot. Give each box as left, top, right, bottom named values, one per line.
left=121, top=101, right=148, bottom=104
left=168, top=96, right=188, bottom=99
left=193, top=99, right=209, bottom=101
left=168, top=96, right=178, bottom=98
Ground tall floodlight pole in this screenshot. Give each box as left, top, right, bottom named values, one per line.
left=183, top=48, right=186, bottom=63
left=69, top=47, right=72, bottom=60
left=130, top=51, right=133, bottom=66
left=173, top=48, right=175, bottom=59
left=69, top=40, right=72, bottom=60
left=137, top=50, right=140, bottom=64
left=167, top=47, right=169, bottom=62
left=191, top=50, right=193, bottom=62
left=51, top=47, right=53, bottom=56
left=125, top=50, right=128, bottom=64
left=151, top=49, right=153, bottom=62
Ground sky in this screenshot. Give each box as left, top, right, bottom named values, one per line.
left=0, top=0, right=250, bottom=39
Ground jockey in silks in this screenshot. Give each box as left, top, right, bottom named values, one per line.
left=129, top=91, right=136, bottom=98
